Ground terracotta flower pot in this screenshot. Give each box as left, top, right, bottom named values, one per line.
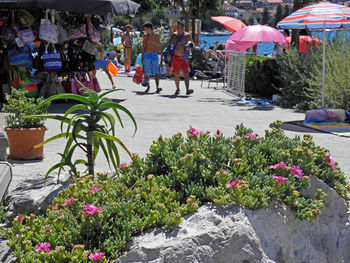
left=5, top=126, right=47, bottom=160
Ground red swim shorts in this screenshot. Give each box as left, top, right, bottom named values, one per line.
left=172, top=55, right=190, bottom=73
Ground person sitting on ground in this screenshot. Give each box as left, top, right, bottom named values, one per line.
left=206, top=46, right=221, bottom=61
left=141, top=21, right=163, bottom=94
left=167, top=20, right=194, bottom=96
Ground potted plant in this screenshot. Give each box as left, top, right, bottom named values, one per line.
left=2, top=89, right=49, bottom=160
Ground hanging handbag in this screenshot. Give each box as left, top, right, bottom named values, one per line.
left=87, top=17, right=100, bottom=42
left=42, top=44, right=62, bottom=72
left=8, top=47, right=32, bottom=66
left=15, top=36, right=26, bottom=48
left=57, top=24, right=69, bottom=43
left=68, top=24, right=87, bottom=40
left=18, top=28, right=35, bottom=43
left=82, top=40, right=97, bottom=55
left=39, top=10, right=59, bottom=44
left=94, top=42, right=105, bottom=60
left=39, top=72, right=65, bottom=98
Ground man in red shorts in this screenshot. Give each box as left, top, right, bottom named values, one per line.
left=167, top=21, right=194, bottom=96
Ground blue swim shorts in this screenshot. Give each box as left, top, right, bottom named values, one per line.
left=143, top=53, right=159, bottom=77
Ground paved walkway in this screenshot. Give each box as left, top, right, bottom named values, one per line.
left=5, top=72, right=350, bottom=192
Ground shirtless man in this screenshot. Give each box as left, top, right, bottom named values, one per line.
left=122, top=24, right=136, bottom=72
left=167, top=20, right=194, bottom=96
left=141, top=21, right=162, bottom=93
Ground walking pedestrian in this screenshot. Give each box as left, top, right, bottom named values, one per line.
left=122, top=24, right=137, bottom=73
left=167, top=21, right=194, bottom=96
left=141, top=21, right=162, bottom=93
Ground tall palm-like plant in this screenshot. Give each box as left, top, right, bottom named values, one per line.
left=28, top=87, right=136, bottom=179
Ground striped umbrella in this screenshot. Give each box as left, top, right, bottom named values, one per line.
left=277, top=2, right=350, bottom=107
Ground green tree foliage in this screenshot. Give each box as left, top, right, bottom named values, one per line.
left=262, top=7, right=270, bottom=25
left=274, top=4, right=284, bottom=26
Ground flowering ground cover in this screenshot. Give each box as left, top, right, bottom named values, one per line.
left=4, top=121, right=349, bottom=262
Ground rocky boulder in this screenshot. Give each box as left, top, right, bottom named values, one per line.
left=115, top=176, right=350, bottom=263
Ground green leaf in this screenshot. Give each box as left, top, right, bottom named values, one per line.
left=63, top=104, right=88, bottom=117
left=93, top=131, right=131, bottom=157
left=35, top=93, right=91, bottom=109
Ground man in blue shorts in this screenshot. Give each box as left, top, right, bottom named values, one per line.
left=141, top=21, right=162, bottom=93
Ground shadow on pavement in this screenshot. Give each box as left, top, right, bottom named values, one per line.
left=132, top=91, right=156, bottom=96
left=48, top=99, right=125, bottom=114
left=198, top=98, right=274, bottom=111
left=158, top=95, right=190, bottom=99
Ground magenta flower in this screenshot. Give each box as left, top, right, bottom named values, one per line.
left=16, top=215, right=24, bottom=222
left=273, top=176, right=288, bottom=184
left=35, top=242, right=51, bottom=253
left=52, top=203, right=58, bottom=210
left=44, top=227, right=51, bottom=233
left=291, top=165, right=304, bottom=179
left=226, top=179, right=238, bottom=188
left=187, top=125, right=200, bottom=137
left=91, top=185, right=101, bottom=192
left=270, top=161, right=290, bottom=170
left=83, top=204, right=102, bottom=215
left=246, top=133, right=257, bottom=139
left=61, top=197, right=74, bottom=207
left=89, top=252, right=105, bottom=260
left=120, top=162, right=128, bottom=168
left=325, top=155, right=337, bottom=171
left=216, top=130, right=222, bottom=136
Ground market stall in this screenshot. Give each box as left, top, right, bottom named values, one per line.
left=0, top=0, right=139, bottom=99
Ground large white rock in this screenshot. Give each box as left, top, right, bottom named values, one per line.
left=115, top=176, right=350, bottom=263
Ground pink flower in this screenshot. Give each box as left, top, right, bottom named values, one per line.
left=120, top=162, right=128, bottom=168
left=91, top=185, right=101, bottom=192
left=35, top=242, right=51, bottom=253
left=216, top=130, right=222, bottom=136
left=61, top=197, right=74, bottom=207
left=44, top=227, right=51, bottom=233
left=52, top=204, right=58, bottom=210
left=187, top=125, right=200, bottom=137
left=89, top=252, right=105, bottom=260
left=83, top=204, right=102, bottom=215
left=226, top=179, right=238, bottom=188
left=129, top=162, right=133, bottom=166
left=61, top=213, right=65, bottom=218
left=16, top=215, right=24, bottom=222
left=270, top=161, right=290, bottom=170
left=325, top=155, right=337, bottom=171
left=245, top=133, right=257, bottom=139
left=273, top=176, right=288, bottom=184
left=291, top=165, right=304, bottom=179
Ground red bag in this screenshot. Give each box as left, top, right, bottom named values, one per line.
left=133, top=65, right=144, bottom=84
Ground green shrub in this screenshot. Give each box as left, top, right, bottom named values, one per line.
left=275, top=48, right=319, bottom=110
left=245, top=56, right=281, bottom=98
left=306, top=31, right=350, bottom=109
left=5, top=123, right=349, bottom=262
left=2, top=89, right=49, bottom=128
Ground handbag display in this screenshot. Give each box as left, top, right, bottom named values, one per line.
left=57, top=24, right=69, bottom=43
left=39, top=72, right=65, bottom=98
left=15, top=37, right=26, bottom=48
left=87, top=18, right=100, bottom=42
left=39, top=11, right=59, bottom=44
left=8, top=47, right=32, bottom=66
left=42, top=44, right=62, bottom=72
left=94, top=42, right=105, bottom=60
left=82, top=40, right=97, bottom=55
left=18, top=28, right=35, bottom=43
left=68, top=25, right=87, bottom=40
left=71, top=72, right=94, bottom=96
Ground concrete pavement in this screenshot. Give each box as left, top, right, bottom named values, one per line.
left=4, top=71, right=350, bottom=193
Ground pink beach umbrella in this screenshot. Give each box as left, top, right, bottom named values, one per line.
left=225, top=39, right=257, bottom=52
left=230, top=25, right=287, bottom=44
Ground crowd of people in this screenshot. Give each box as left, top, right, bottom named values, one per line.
left=99, top=20, right=195, bottom=96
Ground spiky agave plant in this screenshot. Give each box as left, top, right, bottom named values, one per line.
left=27, top=86, right=136, bottom=180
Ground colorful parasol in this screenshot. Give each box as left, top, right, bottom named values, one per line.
left=277, top=2, right=350, bottom=107
left=211, top=16, right=247, bottom=32
left=230, top=25, right=287, bottom=43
